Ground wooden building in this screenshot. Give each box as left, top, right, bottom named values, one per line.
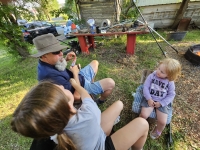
left=77, top=0, right=122, bottom=27
left=137, top=0, right=200, bottom=28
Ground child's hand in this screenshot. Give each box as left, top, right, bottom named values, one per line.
left=69, top=78, right=77, bottom=85
left=148, top=99, right=154, bottom=107
left=154, top=102, right=161, bottom=108
left=65, top=51, right=76, bottom=61
left=70, top=65, right=79, bottom=74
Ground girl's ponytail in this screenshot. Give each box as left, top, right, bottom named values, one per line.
left=57, top=133, right=77, bottom=150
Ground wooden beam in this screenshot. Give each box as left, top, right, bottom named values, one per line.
left=171, top=0, right=190, bottom=30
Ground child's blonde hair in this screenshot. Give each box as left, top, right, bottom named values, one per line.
left=159, top=58, right=181, bottom=81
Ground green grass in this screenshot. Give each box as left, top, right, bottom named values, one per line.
left=0, top=30, right=200, bottom=149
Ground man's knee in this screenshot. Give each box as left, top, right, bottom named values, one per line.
left=106, top=78, right=115, bottom=89
left=90, top=60, right=99, bottom=73
left=90, top=60, right=99, bottom=66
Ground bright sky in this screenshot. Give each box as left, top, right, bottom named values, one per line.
left=57, top=0, right=65, bottom=4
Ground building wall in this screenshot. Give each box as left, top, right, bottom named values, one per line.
left=78, top=0, right=120, bottom=26
left=137, top=0, right=199, bottom=6
left=137, top=1, right=200, bottom=28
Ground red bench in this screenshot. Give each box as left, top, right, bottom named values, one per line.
left=71, top=30, right=149, bottom=55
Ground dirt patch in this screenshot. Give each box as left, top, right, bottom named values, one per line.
left=94, top=39, right=200, bottom=149
left=165, top=42, right=200, bottom=149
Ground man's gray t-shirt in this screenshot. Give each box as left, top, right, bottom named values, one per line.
left=64, top=98, right=106, bottom=150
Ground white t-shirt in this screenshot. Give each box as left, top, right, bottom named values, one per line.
left=64, top=98, right=106, bottom=150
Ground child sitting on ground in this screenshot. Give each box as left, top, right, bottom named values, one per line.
left=11, top=79, right=149, bottom=150
left=139, top=58, right=181, bottom=139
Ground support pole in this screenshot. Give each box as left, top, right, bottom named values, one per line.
left=132, top=0, right=178, bottom=55
left=137, top=20, right=178, bottom=54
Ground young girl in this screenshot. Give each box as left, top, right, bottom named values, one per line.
left=139, top=58, right=181, bottom=139
left=11, top=79, right=149, bottom=150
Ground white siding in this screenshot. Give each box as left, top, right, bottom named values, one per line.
left=137, top=0, right=200, bottom=6
left=137, top=1, right=200, bottom=28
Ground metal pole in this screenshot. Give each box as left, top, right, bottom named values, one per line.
left=132, top=0, right=178, bottom=54
left=137, top=20, right=178, bottom=54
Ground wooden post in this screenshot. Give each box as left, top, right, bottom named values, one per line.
left=171, top=0, right=190, bottom=30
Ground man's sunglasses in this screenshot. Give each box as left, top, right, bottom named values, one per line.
left=52, top=50, right=62, bottom=55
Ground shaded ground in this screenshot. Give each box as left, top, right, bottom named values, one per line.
left=166, top=43, right=200, bottom=149
left=91, top=38, right=200, bottom=149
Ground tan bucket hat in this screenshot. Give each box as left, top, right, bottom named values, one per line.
left=31, top=33, right=68, bottom=57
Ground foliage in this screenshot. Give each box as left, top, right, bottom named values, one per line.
left=0, top=0, right=62, bottom=58
left=61, top=14, right=68, bottom=20
left=0, top=2, right=32, bottom=58
left=120, top=0, right=139, bottom=21
left=50, top=8, right=65, bottom=18
left=34, top=0, right=59, bottom=20
left=63, top=0, right=77, bottom=19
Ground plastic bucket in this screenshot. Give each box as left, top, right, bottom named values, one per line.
left=166, top=31, right=187, bottom=41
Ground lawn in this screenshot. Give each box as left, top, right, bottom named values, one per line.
left=0, top=29, right=200, bottom=150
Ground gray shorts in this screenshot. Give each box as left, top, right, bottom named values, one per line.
left=79, top=64, right=103, bottom=95
left=141, top=97, right=172, bottom=114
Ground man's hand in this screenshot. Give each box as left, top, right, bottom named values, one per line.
left=154, top=101, right=161, bottom=108
left=148, top=99, right=154, bottom=107
left=65, top=51, right=76, bottom=61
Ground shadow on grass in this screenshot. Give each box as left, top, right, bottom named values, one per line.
left=0, top=115, right=32, bottom=150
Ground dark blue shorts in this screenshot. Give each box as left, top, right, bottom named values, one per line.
left=105, top=136, right=115, bottom=150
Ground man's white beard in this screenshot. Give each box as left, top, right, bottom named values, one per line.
left=55, top=58, right=67, bottom=71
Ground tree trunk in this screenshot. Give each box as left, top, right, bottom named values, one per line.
left=115, top=0, right=121, bottom=22
left=15, top=45, right=30, bottom=57
left=171, top=0, right=190, bottom=30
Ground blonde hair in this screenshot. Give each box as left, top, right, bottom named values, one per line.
left=11, top=81, right=77, bottom=150
left=158, top=58, right=181, bottom=81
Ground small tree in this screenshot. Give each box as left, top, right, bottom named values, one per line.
left=0, top=2, right=32, bottom=58
left=63, top=0, right=78, bottom=19
left=0, top=0, right=62, bottom=58
left=35, top=0, right=59, bottom=21
left=120, top=0, right=139, bottom=21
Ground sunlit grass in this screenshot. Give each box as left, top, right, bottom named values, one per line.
left=0, top=29, right=200, bottom=149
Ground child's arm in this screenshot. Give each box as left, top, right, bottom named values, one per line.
left=70, top=65, right=81, bottom=100
left=159, top=82, right=176, bottom=106
left=70, top=78, right=91, bottom=101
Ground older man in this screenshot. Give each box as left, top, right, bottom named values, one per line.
left=32, top=33, right=115, bottom=104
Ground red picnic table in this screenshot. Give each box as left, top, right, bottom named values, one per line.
left=70, top=30, right=149, bottom=55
